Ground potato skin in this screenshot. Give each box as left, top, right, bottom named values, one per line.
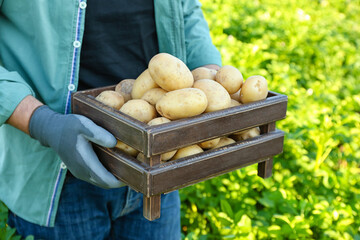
left=156, top=88, right=208, bottom=120
left=120, top=99, right=157, bottom=123
left=230, top=89, right=241, bottom=102
left=136, top=152, right=146, bottom=163
left=115, top=140, right=139, bottom=157
left=193, top=79, right=231, bottom=112
left=141, top=88, right=167, bottom=105
left=199, top=138, right=221, bottom=149
left=211, top=137, right=236, bottom=149
left=147, top=117, right=176, bottom=161
left=171, top=145, right=204, bottom=160
left=232, top=127, right=261, bottom=141
left=95, top=90, right=124, bottom=110
left=215, top=65, right=243, bottom=94
left=148, top=53, right=194, bottom=91
left=240, top=75, right=268, bottom=103
left=191, top=67, right=217, bottom=81
left=147, top=117, right=171, bottom=125
left=115, top=79, right=135, bottom=102
left=160, top=151, right=177, bottom=161
left=131, top=69, right=159, bottom=99
left=230, top=99, right=241, bottom=107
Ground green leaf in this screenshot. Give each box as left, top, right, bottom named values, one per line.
left=3, top=227, right=18, bottom=240
left=220, top=200, right=234, bottom=218
left=258, top=197, right=274, bottom=208
left=217, top=216, right=233, bottom=226
left=238, top=215, right=252, bottom=228
left=234, top=210, right=243, bottom=224
left=337, top=218, right=354, bottom=227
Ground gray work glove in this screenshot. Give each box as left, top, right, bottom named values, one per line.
left=29, top=105, right=123, bottom=189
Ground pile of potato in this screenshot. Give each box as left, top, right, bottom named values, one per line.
left=95, top=53, right=268, bottom=162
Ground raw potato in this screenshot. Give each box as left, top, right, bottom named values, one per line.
left=199, top=138, right=221, bottom=149
left=230, top=99, right=241, bottom=107
left=215, top=65, right=243, bottom=94
left=136, top=152, right=146, bottom=163
left=232, top=127, right=260, bottom=141
left=115, top=140, right=139, bottom=157
left=120, top=99, right=157, bottom=123
left=191, top=67, right=217, bottom=81
left=131, top=69, right=159, bottom=99
left=160, top=151, right=178, bottom=161
left=141, top=88, right=167, bottom=105
left=148, top=53, right=194, bottom=91
left=171, top=145, right=204, bottom=160
left=95, top=90, right=124, bottom=110
left=211, top=137, right=236, bottom=149
left=137, top=150, right=177, bottom=163
left=156, top=88, right=208, bottom=120
left=230, top=89, right=241, bottom=102
left=193, top=79, right=231, bottom=112
left=240, top=75, right=268, bottom=103
left=148, top=117, right=177, bottom=161
left=235, top=127, right=261, bottom=141
left=115, top=79, right=135, bottom=102
left=147, top=117, right=171, bottom=125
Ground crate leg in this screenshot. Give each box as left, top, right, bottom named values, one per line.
left=143, top=195, right=161, bottom=221
left=258, top=158, right=273, bottom=178
left=258, top=122, right=276, bottom=178
left=143, top=155, right=161, bottom=220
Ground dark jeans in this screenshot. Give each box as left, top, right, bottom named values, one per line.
left=8, top=174, right=181, bottom=240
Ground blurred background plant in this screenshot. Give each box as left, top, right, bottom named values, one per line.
left=180, top=0, right=360, bottom=239
left=1, top=0, right=359, bottom=239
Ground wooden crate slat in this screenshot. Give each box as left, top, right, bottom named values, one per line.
left=95, top=130, right=284, bottom=197
left=93, top=146, right=148, bottom=194
left=148, top=95, right=287, bottom=155
left=72, top=93, right=148, bottom=152
left=148, top=130, right=284, bottom=196
left=73, top=90, right=287, bottom=157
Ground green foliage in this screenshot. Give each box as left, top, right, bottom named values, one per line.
left=0, top=202, right=34, bottom=240
left=181, top=0, right=360, bottom=239
left=1, top=1, right=359, bottom=239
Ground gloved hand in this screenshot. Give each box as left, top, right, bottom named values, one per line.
left=29, top=105, right=124, bottom=189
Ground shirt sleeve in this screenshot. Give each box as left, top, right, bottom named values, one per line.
left=0, top=66, right=35, bottom=126
left=182, top=0, right=222, bottom=70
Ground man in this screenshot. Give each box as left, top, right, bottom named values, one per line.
left=0, top=0, right=221, bottom=239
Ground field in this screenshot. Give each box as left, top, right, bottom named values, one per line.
left=1, top=0, right=360, bottom=239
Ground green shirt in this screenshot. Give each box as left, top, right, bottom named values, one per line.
left=0, top=0, right=221, bottom=227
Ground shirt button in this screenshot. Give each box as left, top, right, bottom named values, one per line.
left=73, top=40, right=81, bottom=48
left=68, top=83, right=76, bottom=91
left=60, top=162, right=67, bottom=169
left=79, top=2, right=87, bottom=9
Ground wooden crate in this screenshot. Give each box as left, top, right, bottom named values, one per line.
left=71, top=86, right=287, bottom=220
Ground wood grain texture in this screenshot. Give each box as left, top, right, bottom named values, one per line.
left=93, top=146, right=148, bottom=193
left=95, top=130, right=284, bottom=197
left=148, top=95, right=287, bottom=155
left=72, top=93, right=148, bottom=153
left=148, top=130, right=284, bottom=196
left=258, top=122, right=277, bottom=178
left=143, top=195, right=161, bottom=221
left=142, top=155, right=162, bottom=220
